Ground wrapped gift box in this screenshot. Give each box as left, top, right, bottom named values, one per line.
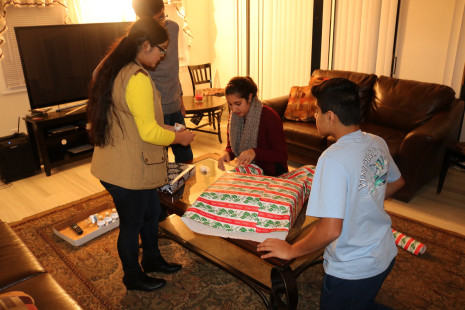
left=159, top=162, right=196, bottom=195
left=181, top=165, right=315, bottom=242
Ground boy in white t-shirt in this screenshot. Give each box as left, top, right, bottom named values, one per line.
left=258, top=78, right=405, bottom=309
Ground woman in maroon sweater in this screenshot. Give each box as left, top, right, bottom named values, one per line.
left=218, top=76, right=288, bottom=176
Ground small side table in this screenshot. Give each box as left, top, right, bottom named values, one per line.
left=437, top=142, right=465, bottom=194
left=183, top=95, right=226, bottom=143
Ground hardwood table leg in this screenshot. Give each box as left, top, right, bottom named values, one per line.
left=216, top=109, right=224, bottom=144
left=437, top=148, right=450, bottom=194
left=270, top=266, right=298, bottom=310
left=211, top=111, right=216, bottom=130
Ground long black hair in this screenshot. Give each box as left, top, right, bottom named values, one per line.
left=87, top=17, right=168, bottom=146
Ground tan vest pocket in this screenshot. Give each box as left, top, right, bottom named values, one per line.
left=142, top=150, right=166, bottom=165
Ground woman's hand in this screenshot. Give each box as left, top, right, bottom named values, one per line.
left=257, top=238, right=294, bottom=260
left=163, top=124, right=175, bottom=131
left=173, top=130, right=195, bottom=146
left=236, top=149, right=256, bottom=167
left=218, top=152, right=231, bottom=171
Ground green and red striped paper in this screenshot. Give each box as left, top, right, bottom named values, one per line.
left=392, top=229, right=426, bottom=255
left=181, top=165, right=315, bottom=242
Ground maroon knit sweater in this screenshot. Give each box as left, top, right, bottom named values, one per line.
left=225, top=105, right=288, bottom=176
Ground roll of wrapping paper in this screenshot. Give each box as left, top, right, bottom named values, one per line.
left=392, top=229, right=426, bottom=255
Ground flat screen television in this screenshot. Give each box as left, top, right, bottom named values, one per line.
left=15, top=22, right=132, bottom=110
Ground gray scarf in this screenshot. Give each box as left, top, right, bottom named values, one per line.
left=229, top=97, right=263, bottom=157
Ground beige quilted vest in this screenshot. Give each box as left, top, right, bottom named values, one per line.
left=91, top=62, right=168, bottom=189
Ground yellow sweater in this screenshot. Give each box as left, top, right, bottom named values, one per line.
left=126, top=73, right=175, bottom=145
left=91, top=64, right=170, bottom=189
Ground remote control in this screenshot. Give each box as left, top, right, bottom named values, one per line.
left=70, top=222, right=83, bottom=235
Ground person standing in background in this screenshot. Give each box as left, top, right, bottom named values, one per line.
left=133, top=0, right=193, bottom=163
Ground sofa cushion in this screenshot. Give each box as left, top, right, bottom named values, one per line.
left=282, top=122, right=327, bottom=153
left=367, top=76, right=456, bottom=131
left=311, top=69, right=378, bottom=120
left=3, top=273, right=82, bottom=310
left=0, top=223, right=45, bottom=291
left=284, top=84, right=314, bottom=122
left=284, top=77, right=328, bottom=122
left=0, top=291, right=37, bottom=310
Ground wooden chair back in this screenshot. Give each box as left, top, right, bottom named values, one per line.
left=188, top=63, right=212, bottom=92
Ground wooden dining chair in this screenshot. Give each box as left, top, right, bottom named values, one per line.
left=188, top=63, right=212, bottom=92
left=188, top=63, right=215, bottom=126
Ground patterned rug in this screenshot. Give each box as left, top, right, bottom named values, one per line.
left=9, top=191, right=465, bottom=309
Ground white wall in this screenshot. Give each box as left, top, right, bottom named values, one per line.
left=395, top=0, right=455, bottom=84
left=182, top=0, right=237, bottom=94
left=182, top=0, right=213, bottom=96
left=211, top=0, right=237, bottom=89
left=394, top=0, right=465, bottom=141
left=0, top=67, right=30, bottom=136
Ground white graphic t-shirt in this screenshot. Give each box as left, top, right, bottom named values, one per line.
left=307, top=130, right=400, bottom=279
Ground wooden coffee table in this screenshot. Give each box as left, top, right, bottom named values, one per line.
left=159, top=154, right=323, bottom=309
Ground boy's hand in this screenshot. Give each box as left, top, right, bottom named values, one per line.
left=257, top=238, right=293, bottom=260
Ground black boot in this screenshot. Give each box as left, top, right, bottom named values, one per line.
left=142, top=255, right=182, bottom=274
left=122, top=272, right=166, bottom=292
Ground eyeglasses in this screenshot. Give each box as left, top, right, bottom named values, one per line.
left=155, top=45, right=166, bottom=56
left=158, top=11, right=168, bottom=22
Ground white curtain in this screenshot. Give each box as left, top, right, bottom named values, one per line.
left=444, top=0, right=465, bottom=93
left=237, top=0, right=314, bottom=100
left=323, top=0, right=398, bottom=76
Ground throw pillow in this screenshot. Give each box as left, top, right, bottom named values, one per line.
left=0, top=291, right=37, bottom=310
left=284, top=76, right=328, bottom=122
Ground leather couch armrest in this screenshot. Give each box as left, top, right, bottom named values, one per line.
left=263, top=95, right=289, bottom=118
left=401, top=99, right=464, bottom=154
left=396, top=99, right=464, bottom=201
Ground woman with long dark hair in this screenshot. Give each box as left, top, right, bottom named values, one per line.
left=87, top=17, right=194, bottom=292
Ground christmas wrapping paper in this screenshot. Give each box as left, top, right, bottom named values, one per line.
left=181, top=165, right=315, bottom=242
left=392, top=229, right=426, bottom=255
left=233, top=164, right=264, bottom=175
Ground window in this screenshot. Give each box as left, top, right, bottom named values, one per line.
left=1, top=5, right=67, bottom=93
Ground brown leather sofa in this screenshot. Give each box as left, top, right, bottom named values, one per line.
left=0, top=220, right=82, bottom=309
left=264, top=69, right=465, bottom=202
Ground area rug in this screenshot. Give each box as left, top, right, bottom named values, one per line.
left=9, top=191, right=465, bottom=309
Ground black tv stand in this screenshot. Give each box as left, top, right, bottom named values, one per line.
left=24, top=109, right=93, bottom=176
